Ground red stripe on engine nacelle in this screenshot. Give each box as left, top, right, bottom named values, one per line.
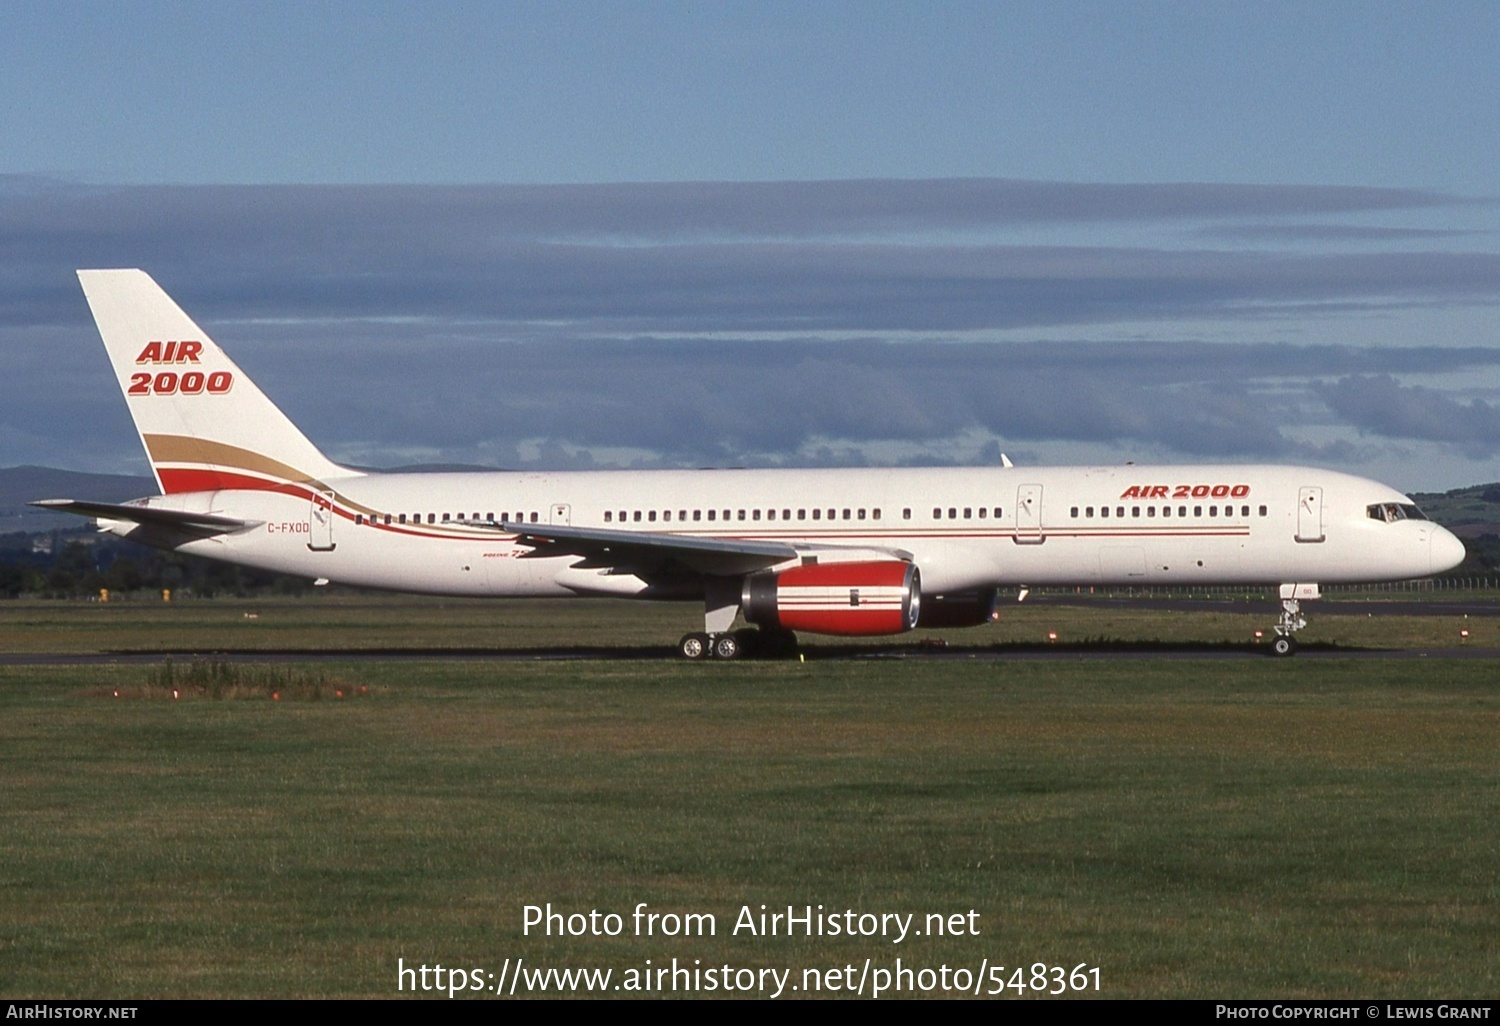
left=777, top=606, right=910, bottom=636
left=774, top=561, right=913, bottom=589
left=745, top=559, right=918, bottom=637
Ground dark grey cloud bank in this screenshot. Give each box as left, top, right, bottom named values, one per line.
left=289, top=337, right=1500, bottom=464
left=1320, top=375, right=1500, bottom=459
left=3, top=177, right=1498, bottom=480
left=3, top=176, right=1492, bottom=330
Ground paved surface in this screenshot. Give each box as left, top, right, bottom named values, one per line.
left=4, top=598, right=1495, bottom=665
left=4, top=643, right=1499, bottom=665
left=1030, top=596, right=1500, bottom=617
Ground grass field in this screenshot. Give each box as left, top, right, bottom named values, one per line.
left=1, top=598, right=1498, bottom=999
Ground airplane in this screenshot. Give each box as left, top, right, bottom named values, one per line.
left=34, top=269, right=1466, bottom=660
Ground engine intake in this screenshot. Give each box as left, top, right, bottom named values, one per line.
left=742, top=561, right=920, bottom=636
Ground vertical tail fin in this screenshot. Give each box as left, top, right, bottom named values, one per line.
left=77, top=269, right=357, bottom=495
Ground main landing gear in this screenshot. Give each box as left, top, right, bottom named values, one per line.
left=678, top=627, right=799, bottom=661
left=1268, top=583, right=1317, bottom=658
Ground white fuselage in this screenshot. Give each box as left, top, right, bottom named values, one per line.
left=118, top=462, right=1461, bottom=600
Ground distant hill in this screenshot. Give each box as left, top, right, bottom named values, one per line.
left=0, top=465, right=154, bottom=534
left=1409, top=482, right=1500, bottom=539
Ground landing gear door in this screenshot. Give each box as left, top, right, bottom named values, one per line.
left=1015, top=484, right=1044, bottom=544
left=308, top=490, right=336, bottom=551
left=1296, top=486, right=1324, bottom=543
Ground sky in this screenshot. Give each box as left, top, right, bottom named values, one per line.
left=2, top=1, right=1499, bottom=492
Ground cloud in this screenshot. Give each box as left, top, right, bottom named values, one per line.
left=1317, top=375, right=1500, bottom=458
left=3, top=177, right=1495, bottom=334
left=187, top=334, right=1500, bottom=466
left=4, top=176, right=1499, bottom=489
left=1203, top=224, right=1483, bottom=243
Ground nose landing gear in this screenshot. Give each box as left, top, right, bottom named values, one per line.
left=1269, top=583, right=1317, bottom=657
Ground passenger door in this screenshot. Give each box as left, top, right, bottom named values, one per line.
left=1015, top=484, right=1044, bottom=544
left=308, top=490, right=336, bottom=551
left=1296, top=486, right=1324, bottom=543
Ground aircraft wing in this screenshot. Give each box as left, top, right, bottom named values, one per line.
left=501, top=521, right=800, bottom=577
left=30, top=499, right=261, bottom=534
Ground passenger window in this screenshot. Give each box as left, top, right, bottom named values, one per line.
left=798, top=509, right=807, bottom=520
left=694, top=510, right=702, bottom=521
left=843, top=509, right=851, bottom=520
left=813, top=509, right=821, bottom=520
left=767, top=509, right=775, bottom=521
left=707, top=510, right=716, bottom=521
left=752, top=510, right=761, bottom=521
left=1115, top=507, right=1124, bottom=518
left=873, top=509, right=881, bottom=520
left=1161, top=506, right=1171, bottom=518
left=1101, top=507, right=1110, bottom=518
left=963, top=507, right=972, bottom=519
left=1241, top=505, right=1250, bottom=517
left=1147, top=507, right=1155, bottom=518
left=1259, top=505, right=1267, bottom=516
left=399, top=514, right=407, bottom=524
left=1194, top=506, right=1202, bottom=517
left=902, top=508, right=911, bottom=520
left=1179, top=506, right=1187, bottom=517
left=737, top=510, right=746, bottom=521
left=355, top=515, right=364, bottom=525
left=993, top=507, right=1002, bottom=518
left=1086, top=507, right=1094, bottom=518
left=604, top=511, right=612, bottom=523
left=633, top=511, right=642, bottom=522
left=948, top=507, right=956, bottom=519
left=385, top=514, right=393, bottom=525
left=1132, top=506, right=1140, bottom=517
left=858, top=509, right=866, bottom=520
left=933, top=508, right=942, bottom=519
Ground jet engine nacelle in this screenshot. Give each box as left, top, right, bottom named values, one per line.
left=915, top=587, right=1001, bottom=629
left=742, top=561, right=920, bottom=636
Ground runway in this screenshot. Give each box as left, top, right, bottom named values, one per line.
left=4, top=641, right=1498, bottom=665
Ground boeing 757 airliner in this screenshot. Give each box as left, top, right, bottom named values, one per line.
left=34, top=270, right=1466, bottom=658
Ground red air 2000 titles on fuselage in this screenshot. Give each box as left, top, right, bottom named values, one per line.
left=1120, top=484, right=1251, bottom=499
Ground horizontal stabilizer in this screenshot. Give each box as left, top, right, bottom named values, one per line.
left=30, top=498, right=260, bottom=533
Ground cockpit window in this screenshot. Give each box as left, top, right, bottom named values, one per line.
left=1367, top=502, right=1430, bottom=523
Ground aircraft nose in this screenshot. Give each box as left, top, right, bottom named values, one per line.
left=1431, top=527, right=1466, bottom=575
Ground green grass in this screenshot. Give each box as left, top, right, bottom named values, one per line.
left=1, top=655, right=1497, bottom=998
